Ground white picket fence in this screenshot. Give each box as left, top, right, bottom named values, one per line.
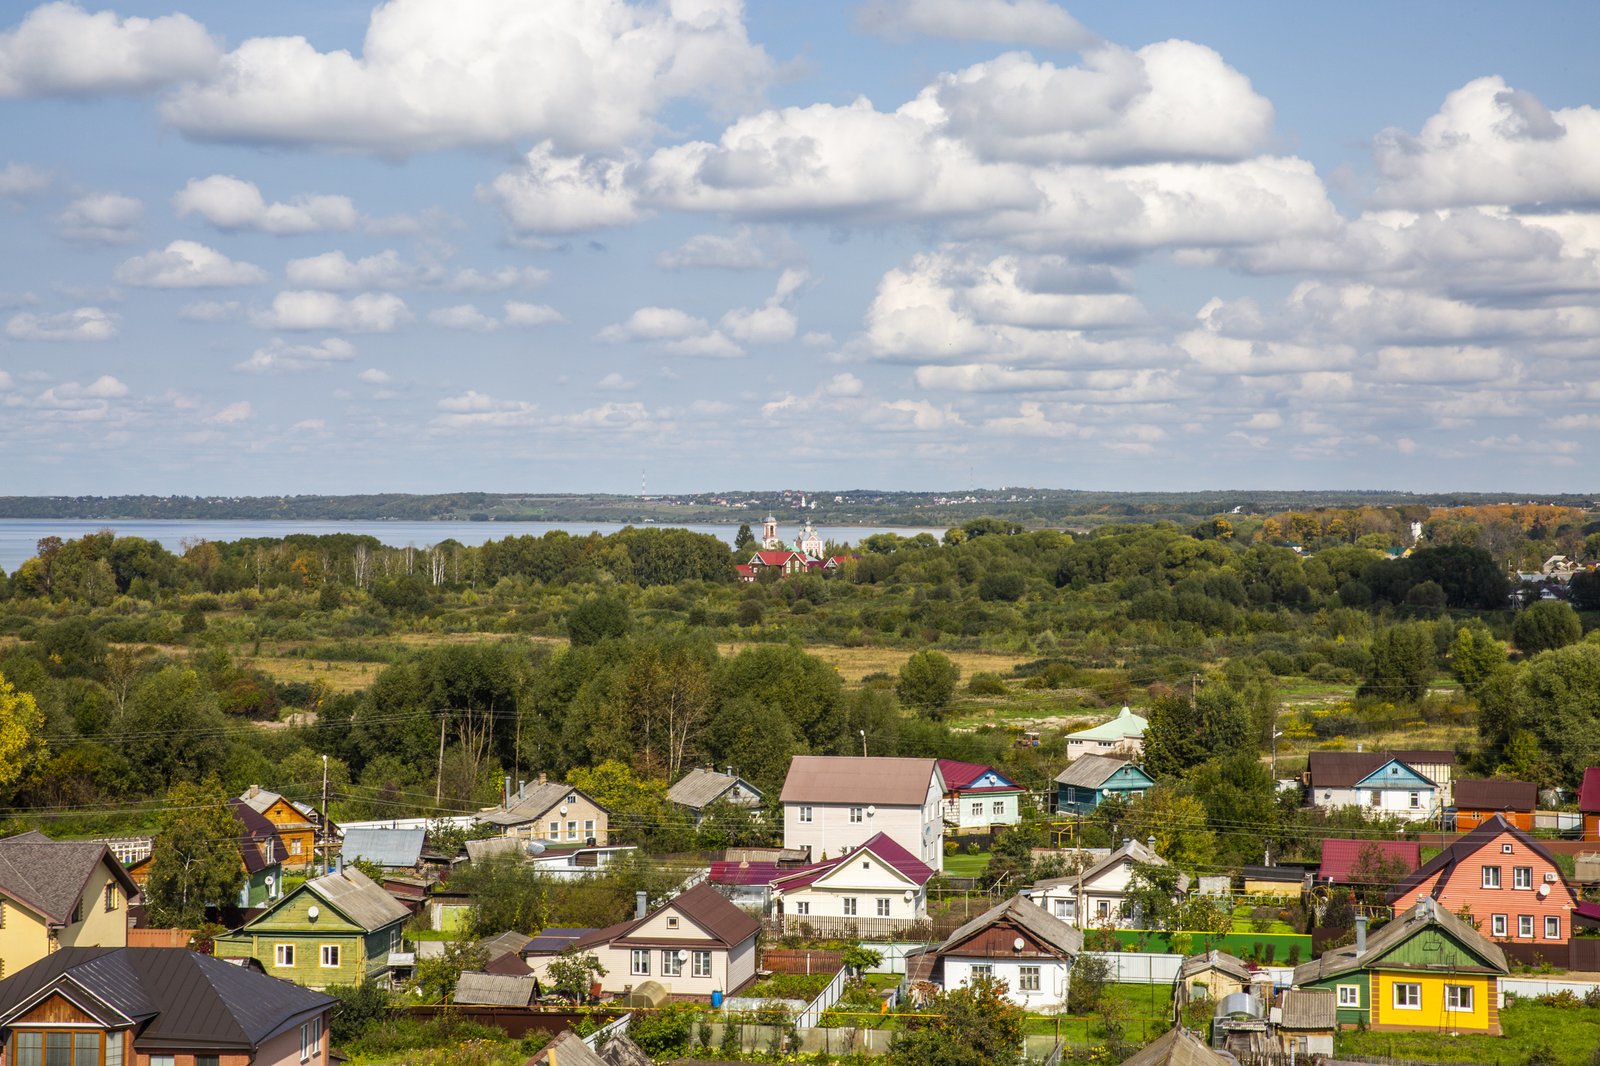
left=795, top=967, right=850, bottom=1028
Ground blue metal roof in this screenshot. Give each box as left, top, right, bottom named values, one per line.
left=340, top=826, right=425, bottom=868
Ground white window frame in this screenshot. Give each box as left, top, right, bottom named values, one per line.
left=1482, top=865, right=1501, bottom=889
left=548, top=820, right=560, bottom=838
left=1546, top=916, right=1561, bottom=940
left=992, top=800, right=1005, bottom=816
left=1096, top=899, right=1110, bottom=919
left=971, top=801, right=984, bottom=817
left=320, top=944, right=340, bottom=968
left=1445, top=984, right=1473, bottom=1012
left=1409, top=791, right=1421, bottom=809
left=1492, top=914, right=1507, bottom=937
left=275, top=943, right=295, bottom=967
left=795, top=901, right=810, bottom=916
left=969, top=964, right=993, bottom=983
left=693, top=950, right=713, bottom=978
left=631, top=949, right=650, bottom=976
left=567, top=820, right=578, bottom=841
left=876, top=898, right=891, bottom=917
left=1337, top=984, right=1360, bottom=1008
left=843, top=897, right=858, bottom=917
left=299, top=1024, right=310, bottom=1064
left=798, top=806, right=813, bottom=823
left=1393, top=983, right=1421, bottom=1010
left=1019, top=965, right=1041, bottom=992
left=310, top=1018, right=321, bottom=1057
left=584, top=819, right=595, bottom=838
left=1518, top=915, right=1534, bottom=938
left=662, top=950, right=684, bottom=977
left=850, top=806, right=863, bottom=823
left=1513, top=866, right=1533, bottom=890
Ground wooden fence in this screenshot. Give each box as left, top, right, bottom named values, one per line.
left=127, top=928, right=193, bottom=949
left=761, top=948, right=843, bottom=975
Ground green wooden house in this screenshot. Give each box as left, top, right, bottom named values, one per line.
left=215, top=866, right=411, bottom=990
left=1054, top=756, right=1154, bottom=814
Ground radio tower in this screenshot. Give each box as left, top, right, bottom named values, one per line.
left=640, top=468, right=647, bottom=500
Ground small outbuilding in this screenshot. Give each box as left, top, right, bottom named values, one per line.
left=1274, top=988, right=1336, bottom=1058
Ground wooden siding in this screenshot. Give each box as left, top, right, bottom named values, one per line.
left=1457, top=809, right=1533, bottom=832
left=213, top=886, right=402, bottom=989
left=18, top=994, right=97, bottom=1025
left=1393, top=827, right=1574, bottom=947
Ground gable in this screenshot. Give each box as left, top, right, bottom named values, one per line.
left=811, top=851, right=917, bottom=892
left=1354, top=760, right=1435, bottom=791
left=1107, top=766, right=1155, bottom=789
left=943, top=918, right=1066, bottom=960
left=1371, top=923, right=1500, bottom=973
left=18, top=992, right=99, bottom=1026
left=240, top=884, right=365, bottom=934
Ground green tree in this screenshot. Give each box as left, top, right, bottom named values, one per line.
left=414, top=939, right=487, bottom=1002
left=1512, top=600, right=1583, bottom=655
left=890, top=978, right=1024, bottom=1066
left=0, top=671, right=46, bottom=793
left=1358, top=624, right=1435, bottom=703
left=545, top=947, right=606, bottom=1002
left=733, top=523, right=756, bottom=555
left=896, top=651, right=960, bottom=719
left=1065, top=953, right=1110, bottom=1014
left=1121, top=860, right=1184, bottom=929
left=567, top=594, right=633, bottom=646
left=146, top=775, right=245, bottom=927
left=117, top=667, right=231, bottom=789
left=1124, top=788, right=1216, bottom=872
left=1449, top=623, right=1508, bottom=696
left=1349, top=841, right=1411, bottom=905
left=1141, top=684, right=1251, bottom=779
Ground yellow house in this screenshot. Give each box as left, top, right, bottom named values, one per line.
left=0, top=831, right=139, bottom=979
left=1293, top=898, right=1508, bottom=1035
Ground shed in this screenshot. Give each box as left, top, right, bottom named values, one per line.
left=454, top=970, right=538, bottom=1007
left=1274, top=988, right=1335, bottom=1058
left=1118, top=1025, right=1237, bottom=1066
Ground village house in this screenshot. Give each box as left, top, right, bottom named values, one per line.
left=1274, top=989, right=1337, bottom=1059
left=340, top=826, right=427, bottom=874
left=238, top=785, right=334, bottom=870
left=1389, top=814, right=1577, bottom=955
left=1293, top=901, right=1508, bottom=1034
left=780, top=756, right=945, bottom=873
left=477, top=774, right=611, bottom=846
left=0, top=947, right=334, bottom=1066
left=227, top=799, right=288, bottom=906
left=1453, top=779, right=1537, bottom=832
left=1053, top=755, right=1154, bottom=814
left=937, top=759, right=1023, bottom=832
left=521, top=884, right=759, bottom=1000
left=771, top=832, right=935, bottom=936
left=0, top=831, right=138, bottom=980
left=1172, top=950, right=1254, bottom=1018
left=1121, top=1027, right=1236, bottom=1066
left=1030, top=838, right=1185, bottom=929
left=1064, top=706, right=1148, bottom=760
left=213, top=866, right=411, bottom=990
left=1304, top=751, right=1441, bottom=822
left=667, top=767, right=764, bottom=825
left=906, top=894, right=1082, bottom=1010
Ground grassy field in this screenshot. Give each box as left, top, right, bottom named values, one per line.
left=943, top=852, right=993, bottom=877
left=1023, top=983, right=1173, bottom=1042
left=1335, top=1001, right=1600, bottom=1065
left=717, top=642, right=1033, bottom=685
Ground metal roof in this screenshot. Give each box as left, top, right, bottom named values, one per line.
left=779, top=756, right=941, bottom=805
left=1454, top=778, right=1538, bottom=811
left=770, top=833, right=936, bottom=892
left=454, top=971, right=537, bottom=1007
left=668, top=768, right=762, bottom=811
left=1293, top=898, right=1509, bottom=985
left=1278, top=989, right=1336, bottom=1030
left=1177, top=950, right=1251, bottom=985
left=934, top=893, right=1083, bottom=959
left=1053, top=754, right=1134, bottom=789
left=1317, top=838, right=1420, bottom=883
left=0, top=948, right=332, bottom=1052
left=0, top=831, right=140, bottom=926
left=478, top=781, right=603, bottom=827
left=527, top=1031, right=608, bottom=1066
left=1064, top=706, right=1147, bottom=741
left=340, top=826, right=425, bottom=868
left=303, top=866, right=411, bottom=931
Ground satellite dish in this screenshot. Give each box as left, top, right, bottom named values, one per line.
left=904, top=889, right=914, bottom=901
left=678, top=949, right=689, bottom=961
left=1538, top=883, right=1550, bottom=898
left=307, top=906, right=320, bottom=921
left=1013, top=937, right=1025, bottom=952
left=559, top=805, right=569, bottom=815
left=865, top=805, right=876, bottom=817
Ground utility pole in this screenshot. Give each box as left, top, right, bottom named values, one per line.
left=435, top=711, right=448, bottom=806
left=321, top=754, right=330, bottom=873
left=1190, top=673, right=1201, bottom=712
left=860, top=729, right=867, bottom=758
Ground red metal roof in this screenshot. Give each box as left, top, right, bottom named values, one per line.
left=1317, top=838, right=1421, bottom=883
left=750, top=551, right=803, bottom=566
left=1580, top=768, right=1600, bottom=813
left=709, top=861, right=786, bottom=886
left=937, top=759, right=996, bottom=791
left=771, top=832, right=935, bottom=891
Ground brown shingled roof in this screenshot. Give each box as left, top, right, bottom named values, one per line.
left=0, top=831, right=140, bottom=925
left=779, top=756, right=941, bottom=805
left=1454, top=778, right=1537, bottom=812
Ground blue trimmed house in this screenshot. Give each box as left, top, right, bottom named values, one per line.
left=1054, top=756, right=1155, bottom=815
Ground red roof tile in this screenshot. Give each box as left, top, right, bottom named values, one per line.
left=1318, top=839, right=1421, bottom=884
left=709, top=861, right=786, bottom=886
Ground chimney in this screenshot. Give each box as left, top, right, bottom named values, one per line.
left=1356, top=742, right=1363, bottom=753
left=538, top=771, right=548, bottom=786
left=246, top=784, right=260, bottom=799
left=1146, top=836, right=1156, bottom=852
left=519, top=780, right=527, bottom=800
left=1355, top=913, right=1367, bottom=957
left=504, top=777, right=512, bottom=810
left=726, top=766, right=734, bottom=777
left=636, top=891, right=648, bottom=919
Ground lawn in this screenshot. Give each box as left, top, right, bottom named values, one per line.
left=944, top=852, right=993, bottom=877
left=739, top=972, right=836, bottom=1001
left=1335, top=1001, right=1600, bottom=1065
left=1023, top=983, right=1173, bottom=1046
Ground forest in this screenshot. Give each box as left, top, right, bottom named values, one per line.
left=0, top=500, right=1596, bottom=878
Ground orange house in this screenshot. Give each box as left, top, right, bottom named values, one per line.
left=1454, top=779, right=1536, bottom=832
left=1391, top=814, right=1576, bottom=950
left=238, top=786, right=334, bottom=869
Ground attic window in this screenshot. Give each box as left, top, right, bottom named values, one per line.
left=667, top=917, right=679, bottom=929
left=1390, top=767, right=1399, bottom=775
left=1502, top=843, right=1514, bottom=854
left=862, top=861, right=870, bottom=869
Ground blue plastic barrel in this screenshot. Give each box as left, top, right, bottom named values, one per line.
left=711, top=990, right=723, bottom=1008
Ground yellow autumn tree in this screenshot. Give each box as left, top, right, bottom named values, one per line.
left=0, top=671, right=46, bottom=790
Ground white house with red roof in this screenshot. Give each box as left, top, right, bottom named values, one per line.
left=937, top=759, right=1024, bottom=832
left=772, top=832, right=935, bottom=935
left=747, top=549, right=809, bottom=576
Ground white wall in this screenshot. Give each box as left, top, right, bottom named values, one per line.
left=943, top=955, right=1070, bottom=1009
left=780, top=850, right=928, bottom=921
left=1314, top=788, right=1436, bottom=823
left=945, top=793, right=1020, bottom=830
left=783, top=779, right=943, bottom=872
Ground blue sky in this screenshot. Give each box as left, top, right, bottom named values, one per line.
left=2, top=0, right=1598, bottom=496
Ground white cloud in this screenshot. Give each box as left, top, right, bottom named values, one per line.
left=432, top=389, right=539, bottom=429
left=597, top=372, right=634, bottom=391
left=6, top=306, right=118, bottom=341
left=206, top=400, right=252, bottom=424
left=0, top=162, right=50, bottom=198
left=55, top=192, right=142, bottom=243
left=857, top=0, right=1094, bottom=49
left=357, top=368, right=391, bottom=385
left=983, top=400, right=1084, bottom=437
left=286, top=249, right=431, bottom=290
left=721, top=305, right=796, bottom=344
left=481, top=143, right=641, bottom=235
left=664, top=332, right=743, bottom=357
left=871, top=398, right=964, bottom=430
left=446, top=266, right=551, bottom=292
left=162, top=0, right=771, bottom=155
left=289, top=419, right=326, bottom=433
left=1372, top=77, right=1600, bottom=210
left=824, top=373, right=864, bottom=397
left=428, top=304, right=498, bottom=332
left=19, top=375, right=129, bottom=422
left=174, top=175, right=358, bottom=235
left=656, top=226, right=803, bottom=270
left=503, top=301, right=564, bottom=327
left=236, top=337, right=356, bottom=373
left=598, top=306, right=710, bottom=343
left=251, top=291, right=412, bottom=332
left=115, top=240, right=268, bottom=288
left=0, top=2, right=219, bottom=98
left=178, top=300, right=242, bottom=322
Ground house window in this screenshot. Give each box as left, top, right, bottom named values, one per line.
left=321, top=944, right=340, bottom=968
left=1492, top=914, right=1507, bottom=937
left=196, top=1054, right=218, bottom=1066
left=1054, top=900, right=1074, bottom=920
left=1393, top=983, right=1421, bottom=1010
left=843, top=898, right=858, bottom=916
left=70, top=898, right=82, bottom=923
left=1019, top=965, right=1041, bottom=992
left=877, top=898, right=891, bottom=917
left=1337, top=985, right=1360, bottom=1008
left=1445, top=985, right=1474, bottom=1012
left=1514, top=867, right=1533, bottom=889
left=291, top=840, right=302, bottom=856
left=152, top=1056, right=176, bottom=1066
left=799, top=806, right=813, bottom=823
left=584, top=819, right=595, bottom=838
left=310, top=1019, right=321, bottom=1057
left=1, top=901, right=5, bottom=927
left=1408, top=791, right=1421, bottom=809
left=850, top=807, right=863, bottom=823
left=795, top=901, right=810, bottom=916
left=1096, top=900, right=1109, bottom=919
left=1546, top=916, right=1561, bottom=940
left=104, top=884, right=118, bottom=912
left=662, top=950, right=684, bottom=977
left=300, top=1021, right=310, bottom=1063
left=970, top=964, right=993, bottom=982
left=1482, top=866, right=1501, bottom=889
left=391, top=928, right=402, bottom=953
left=666, top=917, right=679, bottom=929
left=1502, top=843, right=1514, bottom=854
left=275, top=943, right=295, bottom=967
left=567, top=820, right=578, bottom=840
left=1368, top=790, right=1380, bottom=806
left=104, top=1034, right=120, bottom=1066
left=548, top=820, right=560, bottom=838
left=971, top=802, right=984, bottom=818
left=1519, top=915, right=1534, bottom=938
left=693, top=950, right=712, bottom=978
left=992, top=801, right=1005, bottom=816
left=631, top=949, right=650, bottom=975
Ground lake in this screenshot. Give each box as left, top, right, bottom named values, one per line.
left=0, top=518, right=944, bottom=572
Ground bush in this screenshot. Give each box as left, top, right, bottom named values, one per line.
left=328, top=980, right=390, bottom=1042
left=628, top=1004, right=698, bottom=1056
left=967, top=671, right=1009, bottom=695
left=1066, top=953, right=1109, bottom=1014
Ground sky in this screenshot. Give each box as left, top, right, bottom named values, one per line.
left=1, top=0, right=1598, bottom=497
